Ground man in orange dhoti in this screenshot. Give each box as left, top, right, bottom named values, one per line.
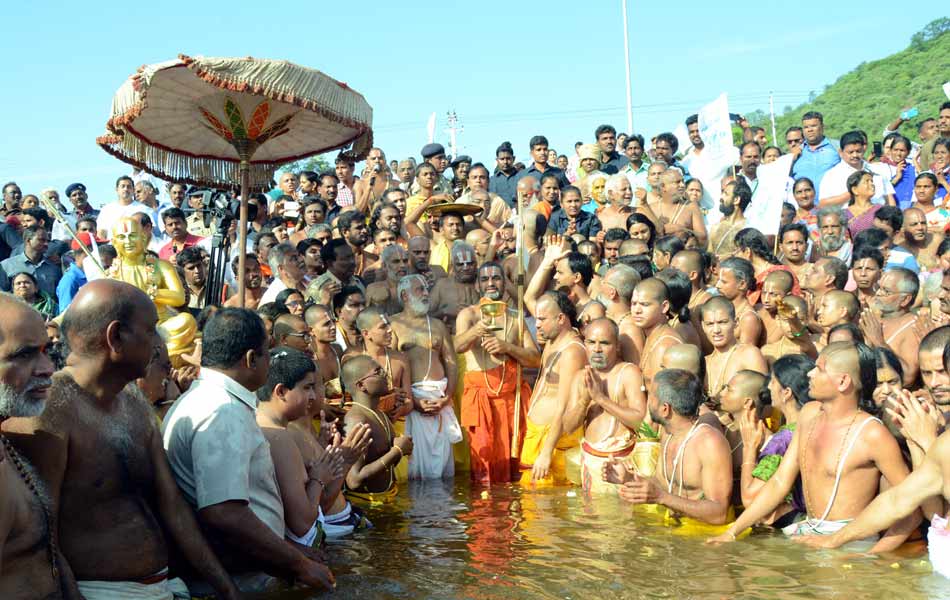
left=455, top=262, right=541, bottom=484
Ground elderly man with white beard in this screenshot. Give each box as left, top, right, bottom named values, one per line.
left=365, top=245, right=410, bottom=315
left=815, top=207, right=853, bottom=263
left=389, top=274, right=461, bottom=479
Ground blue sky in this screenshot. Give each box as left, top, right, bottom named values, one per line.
left=0, top=1, right=939, bottom=206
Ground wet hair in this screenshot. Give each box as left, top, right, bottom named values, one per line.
left=565, top=252, right=595, bottom=286
left=542, top=290, right=578, bottom=329
left=771, top=354, right=815, bottom=408
left=654, top=235, right=685, bottom=260
left=201, top=308, right=267, bottom=369
left=256, top=346, right=316, bottom=403
left=851, top=245, right=884, bottom=269
left=874, top=205, right=903, bottom=231
left=779, top=222, right=808, bottom=244
left=654, top=368, right=703, bottom=417
left=854, top=342, right=880, bottom=416
left=874, top=346, right=904, bottom=383
left=827, top=322, right=864, bottom=343
left=604, top=228, right=630, bottom=244
left=735, top=228, right=781, bottom=265
left=720, top=256, right=756, bottom=292
left=626, top=213, right=657, bottom=249
left=654, top=268, right=691, bottom=324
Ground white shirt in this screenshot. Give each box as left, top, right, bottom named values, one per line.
left=259, top=277, right=288, bottom=305
left=818, top=160, right=895, bottom=206
left=162, top=369, right=285, bottom=537
left=97, top=200, right=150, bottom=239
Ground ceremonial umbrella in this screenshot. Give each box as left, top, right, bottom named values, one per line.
left=97, top=54, right=373, bottom=305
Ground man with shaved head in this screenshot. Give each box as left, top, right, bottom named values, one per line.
left=5, top=280, right=240, bottom=598
left=660, top=343, right=704, bottom=377
left=465, top=227, right=493, bottom=266
left=521, top=291, right=587, bottom=486
left=860, top=267, right=920, bottom=386
left=757, top=269, right=795, bottom=346
left=631, top=278, right=684, bottom=388
left=0, top=293, right=81, bottom=598
left=597, top=264, right=640, bottom=362
left=716, top=370, right=770, bottom=484
left=273, top=314, right=313, bottom=355
left=815, top=290, right=859, bottom=349
left=713, top=342, right=919, bottom=551
left=366, top=244, right=410, bottom=315
left=564, top=318, right=645, bottom=495
left=901, top=207, right=943, bottom=271
left=455, top=262, right=541, bottom=484
left=701, top=296, right=768, bottom=403
left=429, top=241, right=480, bottom=334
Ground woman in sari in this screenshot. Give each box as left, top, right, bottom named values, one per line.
left=843, top=171, right=881, bottom=238
left=11, top=271, right=57, bottom=319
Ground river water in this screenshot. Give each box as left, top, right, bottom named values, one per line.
left=272, top=479, right=950, bottom=600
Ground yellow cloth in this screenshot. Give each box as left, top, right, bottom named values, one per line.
left=519, top=417, right=582, bottom=487
left=632, top=504, right=750, bottom=538
left=346, top=481, right=399, bottom=506
left=453, top=353, right=471, bottom=474
left=393, top=419, right=409, bottom=482
left=430, top=239, right=450, bottom=273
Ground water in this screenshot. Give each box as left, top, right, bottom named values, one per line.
left=277, top=479, right=950, bottom=600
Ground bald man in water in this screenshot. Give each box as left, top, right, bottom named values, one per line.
left=0, top=294, right=81, bottom=599
left=630, top=279, right=684, bottom=390
left=701, top=296, right=768, bottom=402
left=711, top=342, right=919, bottom=551
left=5, top=280, right=238, bottom=599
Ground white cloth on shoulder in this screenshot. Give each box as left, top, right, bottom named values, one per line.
left=406, top=378, right=462, bottom=480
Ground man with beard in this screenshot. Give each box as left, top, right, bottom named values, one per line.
left=737, top=142, right=761, bottom=190
left=366, top=245, right=410, bottom=315
left=712, top=342, right=918, bottom=551
left=260, top=243, right=306, bottom=306
left=631, top=279, right=684, bottom=390
left=649, top=169, right=707, bottom=246
left=430, top=242, right=480, bottom=334
left=604, top=369, right=733, bottom=527
left=815, top=207, right=852, bottom=263
left=919, top=326, right=950, bottom=412
left=455, top=262, right=541, bottom=484
left=594, top=125, right=629, bottom=174
left=708, top=181, right=751, bottom=261
left=851, top=246, right=884, bottom=310
left=368, top=202, right=407, bottom=254
left=716, top=257, right=764, bottom=346
left=407, top=235, right=447, bottom=290
left=225, top=254, right=265, bottom=308
left=565, top=318, right=645, bottom=495
left=778, top=223, right=811, bottom=283
left=815, top=290, right=860, bottom=349
left=459, top=164, right=510, bottom=226
left=901, top=207, right=944, bottom=272
left=859, top=268, right=920, bottom=386
left=304, top=304, right=345, bottom=406
left=338, top=211, right=375, bottom=280
left=0, top=293, right=82, bottom=599
left=7, top=280, right=240, bottom=598
left=520, top=291, right=586, bottom=486
left=701, top=297, right=768, bottom=401
left=597, top=264, right=640, bottom=362
left=390, top=274, right=461, bottom=479
left=525, top=239, right=605, bottom=328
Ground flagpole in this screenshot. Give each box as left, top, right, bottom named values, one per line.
left=622, top=0, right=634, bottom=133
left=769, top=91, right=778, bottom=147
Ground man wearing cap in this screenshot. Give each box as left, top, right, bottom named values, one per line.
left=52, top=183, right=100, bottom=241
left=513, top=135, right=570, bottom=190
left=56, top=231, right=101, bottom=312
left=411, top=144, right=453, bottom=196
left=450, top=155, right=472, bottom=199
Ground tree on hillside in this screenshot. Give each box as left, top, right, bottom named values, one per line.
left=911, top=17, right=950, bottom=49
left=281, top=153, right=333, bottom=176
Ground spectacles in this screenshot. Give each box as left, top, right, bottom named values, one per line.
left=355, top=366, right=385, bottom=386
left=285, top=300, right=303, bottom=308
left=286, top=331, right=312, bottom=340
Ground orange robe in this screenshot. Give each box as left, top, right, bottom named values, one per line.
left=461, top=360, right=530, bottom=485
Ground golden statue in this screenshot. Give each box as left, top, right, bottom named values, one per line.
left=107, top=216, right=197, bottom=366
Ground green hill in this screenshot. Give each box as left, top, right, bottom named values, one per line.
left=753, top=18, right=950, bottom=145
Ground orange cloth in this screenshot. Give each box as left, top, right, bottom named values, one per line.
left=530, top=200, right=553, bottom=221
left=748, top=264, right=801, bottom=306
left=461, top=360, right=530, bottom=485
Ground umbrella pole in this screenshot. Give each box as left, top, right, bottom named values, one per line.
left=511, top=194, right=525, bottom=460
left=237, top=156, right=250, bottom=308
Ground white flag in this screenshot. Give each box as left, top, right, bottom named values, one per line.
left=426, top=113, right=436, bottom=144
left=693, top=93, right=738, bottom=226
left=746, top=154, right=796, bottom=236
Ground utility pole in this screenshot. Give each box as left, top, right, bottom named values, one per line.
left=769, top=92, right=777, bottom=147
left=445, top=110, right=463, bottom=160
left=622, top=0, right=633, bottom=133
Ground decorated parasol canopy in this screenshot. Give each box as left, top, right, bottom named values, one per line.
left=97, top=54, right=373, bottom=306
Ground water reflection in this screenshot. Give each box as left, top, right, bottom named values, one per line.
left=281, top=479, right=948, bottom=599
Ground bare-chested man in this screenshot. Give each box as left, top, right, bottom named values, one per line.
left=716, top=257, right=764, bottom=346
left=801, top=256, right=848, bottom=331
left=564, top=319, right=646, bottom=495
left=605, top=369, right=733, bottom=526
left=526, top=236, right=605, bottom=328
left=708, top=180, right=750, bottom=261
left=456, top=262, right=541, bottom=484
left=860, top=268, right=920, bottom=386
left=598, top=174, right=636, bottom=232
left=430, top=241, right=480, bottom=334
left=701, top=296, right=768, bottom=401
left=716, top=370, right=770, bottom=485
left=815, top=290, right=859, bottom=349
left=365, top=245, right=410, bottom=315
left=390, top=274, right=461, bottom=480
left=596, top=264, right=641, bottom=362
left=760, top=295, right=816, bottom=365
left=224, top=253, right=265, bottom=308
left=900, top=207, right=944, bottom=272
left=659, top=344, right=704, bottom=377
left=630, top=279, right=684, bottom=390
left=305, top=304, right=345, bottom=406
left=778, top=223, right=811, bottom=283
left=757, top=270, right=795, bottom=346
left=6, top=280, right=240, bottom=599
left=711, top=342, right=919, bottom=552
left=351, top=307, right=413, bottom=423
left=649, top=169, right=707, bottom=246
left=354, top=148, right=399, bottom=211
left=502, top=209, right=546, bottom=295
left=520, top=291, right=587, bottom=486
left=0, top=294, right=81, bottom=599
left=407, top=235, right=447, bottom=290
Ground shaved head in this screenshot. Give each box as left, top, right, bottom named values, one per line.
left=670, top=250, right=703, bottom=280
left=273, top=314, right=307, bottom=341
left=586, top=317, right=619, bottom=343
left=824, top=290, right=860, bottom=321
left=61, top=279, right=156, bottom=353
left=700, top=295, right=735, bottom=320
left=764, top=269, right=794, bottom=295
left=341, top=354, right=377, bottom=391
left=660, top=343, right=703, bottom=376
left=355, top=306, right=387, bottom=332
left=635, top=278, right=669, bottom=302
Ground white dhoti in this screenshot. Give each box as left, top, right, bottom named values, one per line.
left=929, top=515, right=950, bottom=578
left=791, top=517, right=878, bottom=551
left=77, top=569, right=189, bottom=599
left=407, top=378, right=462, bottom=480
